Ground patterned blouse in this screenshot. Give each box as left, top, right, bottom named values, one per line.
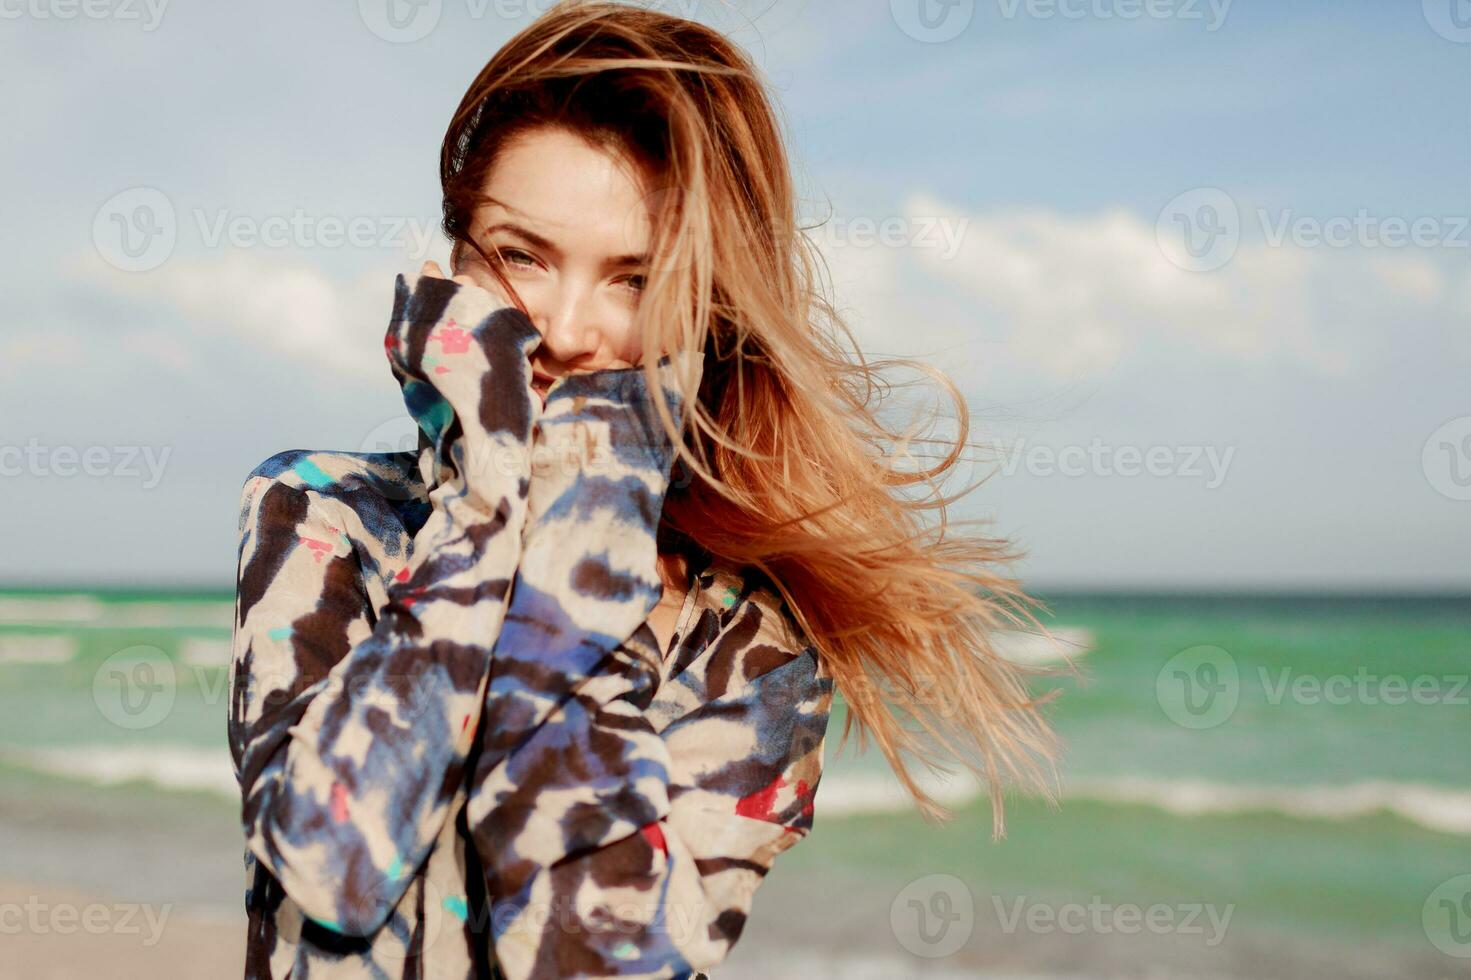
left=227, top=273, right=834, bottom=978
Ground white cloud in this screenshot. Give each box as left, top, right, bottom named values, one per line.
left=118, top=327, right=201, bottom=377
left=0, top=332, right=87, bottom=384
left=813, top=192, right=1469, bottom=386
left=1367, top=253, right=1445, bottom=305
left=76, top=251, right=402, bottom=382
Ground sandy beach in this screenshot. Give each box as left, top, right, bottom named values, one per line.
left=0, top=868, right=1450, bottom=980
left=0, top=880, right=243, bottom=979
left=0, top=764, right=1454, bottom=980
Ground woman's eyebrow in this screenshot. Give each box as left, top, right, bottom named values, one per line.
left=483, top=221, right=562, bottom=258
left=483, top=220, right=648, bottom=270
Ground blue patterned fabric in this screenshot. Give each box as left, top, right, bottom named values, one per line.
left=228, top=272, right=833, bottom=978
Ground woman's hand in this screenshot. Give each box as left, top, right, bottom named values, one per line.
left=385, top=262, right=543, bottom=504
left=229, top=263, right=548, bottom=941
left=441, top=244, right=521, bottom=308
left=418, top=257, right=488, bottom=293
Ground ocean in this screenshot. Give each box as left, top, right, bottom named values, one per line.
left=0, top=587, right=1467, bottom=978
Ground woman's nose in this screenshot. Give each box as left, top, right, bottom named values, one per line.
left=532, top=289, right=601, bottom=367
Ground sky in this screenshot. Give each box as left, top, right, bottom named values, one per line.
left=0, top=0, right=1467, bottom=590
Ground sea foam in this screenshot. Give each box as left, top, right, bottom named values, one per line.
left=6, top=744, right=1469, bottom=837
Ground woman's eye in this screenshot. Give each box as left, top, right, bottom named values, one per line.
left=495, top=247, right=537, bottom=269
left=619, top=273, right=646, bottom=292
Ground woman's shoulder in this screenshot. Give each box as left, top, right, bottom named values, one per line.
left=651, top=550, right=831, bottom=726
left=690, top=551, right=824, bottom=668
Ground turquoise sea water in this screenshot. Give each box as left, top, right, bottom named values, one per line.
left=0, top=588, right=1467, bottom=972
left=807, top=593, right=1471, bottom=965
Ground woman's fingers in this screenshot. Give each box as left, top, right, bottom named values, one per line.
left=420, top=259, right=478, bottom=290
left=416, top=257, right=520, bottom=319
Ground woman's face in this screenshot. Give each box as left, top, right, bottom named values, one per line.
left=455, top=125, right=654, bottom=403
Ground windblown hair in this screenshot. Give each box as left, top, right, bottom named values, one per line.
left=439, top=0, right=1060, bottom=831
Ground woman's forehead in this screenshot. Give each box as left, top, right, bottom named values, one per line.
left=474, top=127, right=653, bottom=254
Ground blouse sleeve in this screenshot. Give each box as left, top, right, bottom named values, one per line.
left=227, top=272, right=541, bottom=937
left=462, top=357, right=833, bottom=978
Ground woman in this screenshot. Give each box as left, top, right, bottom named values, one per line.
left=228, top=2, right=1057, bottom=977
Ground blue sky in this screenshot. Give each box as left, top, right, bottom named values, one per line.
left=1, top=0, right=1467, bottom=588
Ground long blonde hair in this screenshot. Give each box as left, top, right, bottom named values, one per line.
left=440, top=0, right=1060, bottom=832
